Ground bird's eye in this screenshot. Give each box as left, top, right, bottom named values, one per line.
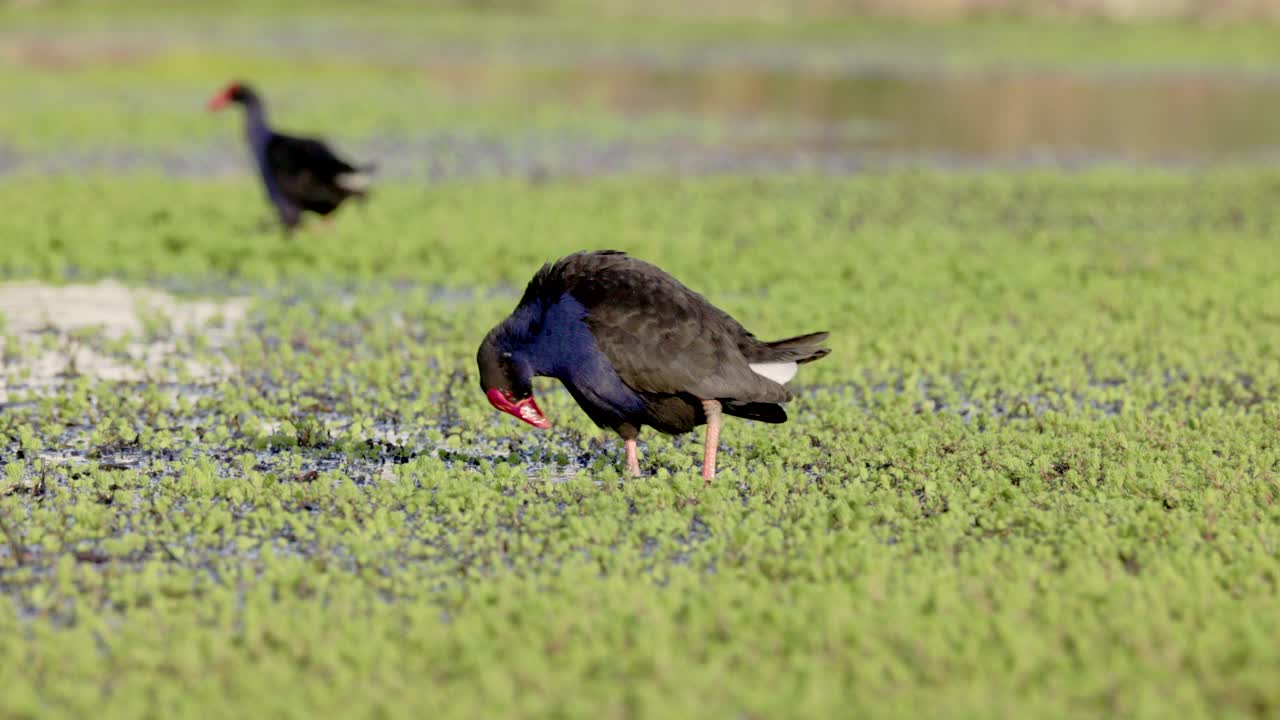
left=500, top=351, right=513, bottom=360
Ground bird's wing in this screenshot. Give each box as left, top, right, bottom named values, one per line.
left=265, top=134, right=357, bottom=204
left=557, top=252, right=791, bottom=403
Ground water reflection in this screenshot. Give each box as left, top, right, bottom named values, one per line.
left=426, top=59, right=1280, bottom=163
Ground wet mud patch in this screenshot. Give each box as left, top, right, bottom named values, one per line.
left=0, top=280, right=247, bottom=402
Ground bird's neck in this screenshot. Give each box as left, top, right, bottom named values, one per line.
left=241, top=102, right=272, bottom=151
left=520, top=298, right=625, bottom=391
left=515, top=296, right=646, bottom=419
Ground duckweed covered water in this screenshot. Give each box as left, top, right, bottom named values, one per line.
left=1, top=171, right=1279, bottom=717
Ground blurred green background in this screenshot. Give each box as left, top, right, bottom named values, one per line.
left=6, top=0, right=1280, bottom=168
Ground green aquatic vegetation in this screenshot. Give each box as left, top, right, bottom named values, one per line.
left=1, top=169, right=1279, bottom=717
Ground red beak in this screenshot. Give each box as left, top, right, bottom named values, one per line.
left=486, top=388, right=550, bottom=429
left=206, top=87, right=233, bottom=112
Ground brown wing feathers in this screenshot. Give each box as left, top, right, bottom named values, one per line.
left=548, top=251, right=825, bottom=404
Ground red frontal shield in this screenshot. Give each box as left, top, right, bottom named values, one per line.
left=206, top=86, right=235, bottom=111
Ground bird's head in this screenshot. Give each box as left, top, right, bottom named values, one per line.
left=207, top=82, right=259, bottom=111
left=477, top=330, right=550, bottom=429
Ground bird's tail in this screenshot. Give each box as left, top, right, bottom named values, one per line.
left=335, top=163, right=376, bottom=196
left=744, top=332, right=830, bottom=386
left=760, top=331, right=831, bottom=364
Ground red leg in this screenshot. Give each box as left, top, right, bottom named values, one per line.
left=701, top=399, right=721, bottom=482
left=625, top=438, right=641, bottom=477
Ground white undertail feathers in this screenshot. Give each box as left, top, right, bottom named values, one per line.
left=748, top=361, right=798, bottom=385
left=334, top=171, right=372, bottom=192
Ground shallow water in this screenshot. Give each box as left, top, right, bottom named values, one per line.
left=427, top=59, right=1280, bottom=163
